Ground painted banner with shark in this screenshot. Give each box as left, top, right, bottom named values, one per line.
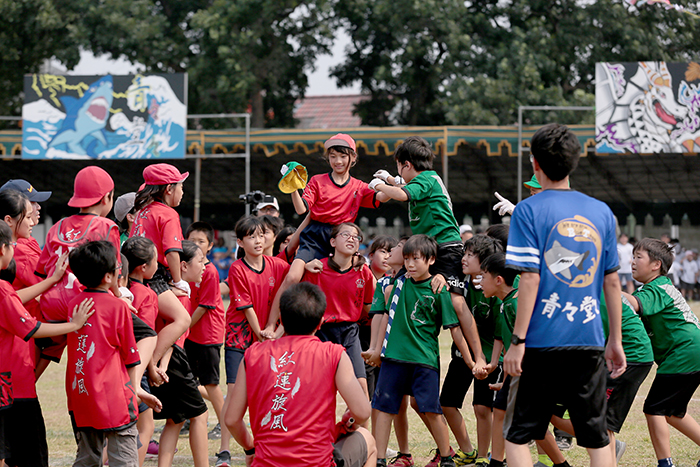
left=596, top=62, right=700, bottom=154
left=21, top=73, right=187, bottom=160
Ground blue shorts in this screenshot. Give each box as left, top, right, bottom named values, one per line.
left=138, top=374, right=152, bottom=414
left=619, top=273, right=633, bottom=286
left=372, top=360, right=442, bottom=415
left=295, top=221, right=334, bottom=263
left=225, top=348, right=245, bottom=384
left=317, top=322, right=366, bottom=379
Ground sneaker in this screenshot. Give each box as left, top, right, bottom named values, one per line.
left=426, top=448, right=457, bottom=467
left=215, top=450, right=231, bottom=467
left=615, top=439, right=626, bottom=464
left=440, top=458, right=456, bottom=467
left=387, top=448, right=399, bottom=458
left=377, top=460, right=388, bottom=467
left=146, top=440, right=159, bottom=459
left=454, top=449, right=477, bottom=466
left=474, top=458, right=490, bottom=467
left=555, top=436, right=573, bottom=451
left=179, top=419, right=190, bottom=436
left=208, top=423, right=222, bottom=439
left=389, top=453, right=414, bottom=467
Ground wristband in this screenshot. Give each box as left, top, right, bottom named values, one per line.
left=245, top=447, right=256, bottom=456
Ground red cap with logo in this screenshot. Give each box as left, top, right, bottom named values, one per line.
left=324, top=133, right=356, bottom=152
left=68, top=166, right=115, bottom=208
left=143, top=164, right=189, bottom=186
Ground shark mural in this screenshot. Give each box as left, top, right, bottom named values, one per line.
left=596, top=61, right=700, bottom=154
left=22, top=73, right=187, bottom=160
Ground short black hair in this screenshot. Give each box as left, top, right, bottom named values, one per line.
left=274, top=225, right=296, bottom=256
left=480, top=252, right=518, bottom=287
left=121, top=236, right=156, bottom=273
left=634, top=238, right=674, bottom=276
left=186, top=221, right=214, bottom=245
left=0, top=190, right=29, bottom=239
left=485, top=224, right=509, bottom=251
left=464, top=234, right=503, bottom=265
left=0, top=221, right=12, bottom=247
left=69, top=240, right=117, bottom=288
left=235, top=215, right=263, bottom=239
left=260, top=215, right=284, bottom=236
left=180, top=240, right=201, bottom=263
left=369, top=235, right=398, bottom=256
left=280, top=283, right=326, bottom=335
left=530, top=123, right=581, bottom=182
left=119, top=254, right=128, bottom=280
left=394, top=136, right=435, bottom=171
left=402, top=234, right=437, bottom=260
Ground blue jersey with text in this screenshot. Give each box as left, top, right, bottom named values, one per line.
left=505, top=189, right=619, bottom=349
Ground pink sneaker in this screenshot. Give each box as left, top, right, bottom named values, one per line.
left=146, top=440, right=159, bottom=459
left=389, top=452, right=415, bottom=466
left=424, top=447, right=456, bottom=467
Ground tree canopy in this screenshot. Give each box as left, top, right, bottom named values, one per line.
left=2, top=0, right=700, bottom=127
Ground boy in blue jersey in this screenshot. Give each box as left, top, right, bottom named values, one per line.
left=503, top=123, right=626, bottom=467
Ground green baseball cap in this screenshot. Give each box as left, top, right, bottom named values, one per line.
left=524, top=175, right=541, bottom=189
left=279, top=161, right=308, bottom=194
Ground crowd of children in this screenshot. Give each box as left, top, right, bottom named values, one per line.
left=0, top=127, right=699, bottom=467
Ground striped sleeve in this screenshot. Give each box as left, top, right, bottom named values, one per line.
left=505, top=203, right=541, bottom=273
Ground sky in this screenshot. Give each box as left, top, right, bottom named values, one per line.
left=64, top=31, right=361, bottom=96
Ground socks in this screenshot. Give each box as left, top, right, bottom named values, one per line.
left=538, top=453, right=554, bottom=467
left=554, top=462, right=571, bottom=467
left=489, top=460, right=505, bottom=467
left=658, top=458, right=674, bottom=467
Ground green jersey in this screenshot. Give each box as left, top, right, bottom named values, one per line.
left=633, top=275, right=700, bottom=374
left=495, top=288, right=518, bottom=353
left=465, top=281, right=500, bottom=361
left=402, top=171, right=461, bottom=244
left=385, top=277, right=460, bottom=369
left=599, top=293, right=653, bottom=364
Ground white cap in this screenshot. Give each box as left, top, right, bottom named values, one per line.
left=256, top=196, right=279, bottom=212
left=460, top=224, right=473, bottom=235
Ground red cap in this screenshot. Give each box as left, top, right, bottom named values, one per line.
left=324, top=133, right=356, bottom=152
left=143, top=164, right=189, bottom=186
left=68, top=166, right=115, bottom=208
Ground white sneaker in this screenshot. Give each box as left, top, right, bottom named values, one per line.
left=386, top=447, right=399, bottom=458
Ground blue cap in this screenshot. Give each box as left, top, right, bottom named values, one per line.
left=0, top=179, right=51, bottom=202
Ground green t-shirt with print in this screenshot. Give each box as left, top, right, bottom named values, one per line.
left=633, top=275, right=700, bottom=374
left=401, top=170, right=461, bottom=244
left=599, top=293, right=653, bottom=364
left=464, top=281, right=500, bottom=362
left=495, top=288, right=518, bottom=353
left=384, top=277, right=460, bottom=369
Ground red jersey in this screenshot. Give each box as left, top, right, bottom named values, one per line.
left=35, top=214, right=120, bottom=323
left=130, top=201, right=183, bottom=269
left=188, top=262, right=225, bottom=345
left=13, top=237, right=42, bottom=320
left=66, top=290, right=140, bottom=430
left=226, top=256, right=289, bottom=350
left=129, top=279, right=158, bottom=331
left=246, top=335, right=344, bottom=467
left=301, top=174, right=379, bottom=225
left=0, top=281, right=40, bottom=409
left=302, top=259, right=375, bottom=323
left=155, top=295, right=190, bottom=350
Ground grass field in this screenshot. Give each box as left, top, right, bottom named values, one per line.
left=40, top=302, right=700, bottom=467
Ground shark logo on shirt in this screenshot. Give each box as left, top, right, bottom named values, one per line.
left=544, top=215, right=602, bottom=288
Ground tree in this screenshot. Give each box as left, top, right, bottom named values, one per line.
left=190, top=0, right=335, bottom=128
left=0, top=0, right=81, bottom=118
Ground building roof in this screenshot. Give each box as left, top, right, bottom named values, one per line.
left=294, top=95, right=369, bottom=129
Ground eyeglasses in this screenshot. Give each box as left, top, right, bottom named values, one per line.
left=337, top=232, right=362, bottom=242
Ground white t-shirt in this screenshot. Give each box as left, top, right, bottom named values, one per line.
left=617, top=242, right=634, bottom=274
left=679, top=258, right=699, bottom=284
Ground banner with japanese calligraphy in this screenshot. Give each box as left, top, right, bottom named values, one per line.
left=22, top=73, right=187, bottom=160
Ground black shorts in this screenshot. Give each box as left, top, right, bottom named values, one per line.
left=144, top=264, right=172, bottom=295
left=184, top=340, right=222, bottom=386
left=150, top=346, right=208, bottom=424
left=439, top=356, right=501, bottom=409
left=606, top=362, right=652, bottom=432
left=504, top=348, right=609, bottom=449
left=317, top=322, right=366, bottom=379
left=4, top=398, right=47, bottom=466
left=225, top=348, right=245, bottom=384
left=431, top=242, right=466, bottom=296
left=295, top=221, right=333, bottom=263
left=132, top=313, right=157, bottom=342
left=494, top=375, right=511, bottom=411
left=138, top=374, right=152, bottom=414
left=680, top=280, right=696, bottom=291
left=372, top=360, right=442, bottom=414
left=333, top=431, right=368, bottom=467
left=644, top=371, right=700, bottom=418
left=0, top=409, right=7, bottom=461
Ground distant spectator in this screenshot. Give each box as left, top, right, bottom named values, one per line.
left=617, top=233, right=635, bottom=294
left=678, top=250, right=698, bottom=301
left=460, top=224, right=473, bottom=242
left=255, top=196, right=280, bottom=218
